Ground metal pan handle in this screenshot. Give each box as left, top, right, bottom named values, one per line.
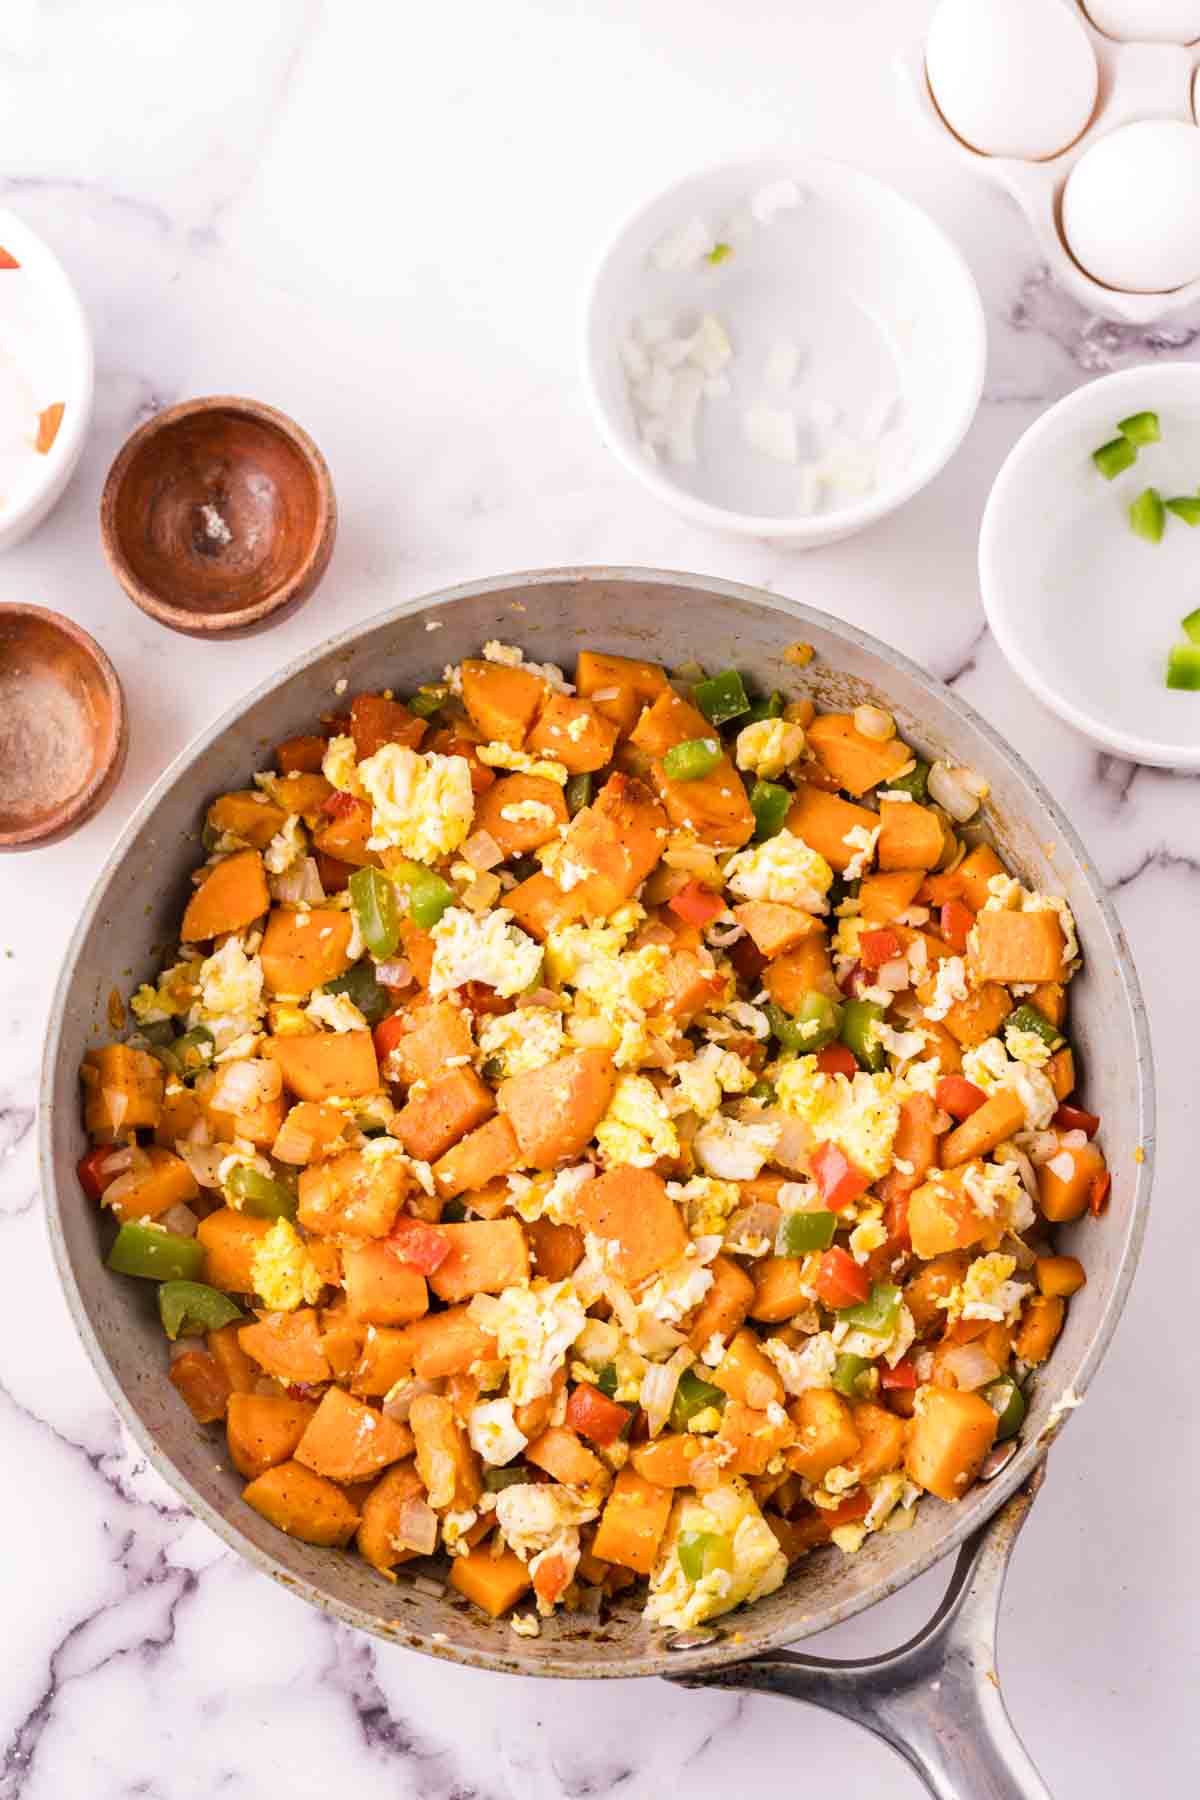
left=668, top=1462, right=1050, bottom=1800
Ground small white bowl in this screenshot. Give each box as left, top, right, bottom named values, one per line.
left=0, top=208, right=94, bottom=552
left=582, top=154, right=985, bottom=547
left=980, top=364, right=1200, bottom=771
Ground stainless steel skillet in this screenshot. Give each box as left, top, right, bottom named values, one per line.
left=40, top=569, right=1153, bottom=1797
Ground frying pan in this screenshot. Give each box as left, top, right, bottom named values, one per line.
left=40, top=569, right=1153, bottom=1798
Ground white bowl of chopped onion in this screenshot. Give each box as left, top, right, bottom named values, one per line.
left=583, top=154, right=985, bottom=546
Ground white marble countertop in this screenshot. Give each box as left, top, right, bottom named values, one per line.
left=1, top=2, right=1196, bottom=1794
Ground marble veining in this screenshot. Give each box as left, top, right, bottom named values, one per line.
left=0, top=2, right=1197, bottom=1795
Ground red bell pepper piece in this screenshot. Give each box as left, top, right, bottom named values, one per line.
left=729, top=936, right=767, bottom=983
left=77, top=1145, right=119, bottom=1203
left=810, top=1141, right=871, bottom=1213
left=859, top=927, right=902, bottom=970
left=880, top=1357, right=918, bottom=1391
left=461, top=980, right=511, bottom=1018
left=532, top=1548, right=573, bottom=1607
left=815, top=1043, right=858, bottom=1078
left=1053, top=1103, right=1101, bottom=1139
left=838, top=961, right=866, bottom=998
left=813, top=1246, right=871, bottom=1309
left=372, top=1013, right=408, bottom=1062
left=385, top=1215, right=451, bottom=1274
left=566, top=1382, right=629, bottom=1447
left=939, top=898, right=975, bottom=954
left=1089, top=1170, right=1111, bottom=1217
left=668, top=880, right=726, bottom=928
left=320, top=789, right=360, bottom=819
left=935, top=1075, right=988, bottom=1120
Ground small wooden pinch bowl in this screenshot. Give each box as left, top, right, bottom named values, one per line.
left=99, top=396, right=337, bottom=636
left=0, top=605, right=127, bottom=849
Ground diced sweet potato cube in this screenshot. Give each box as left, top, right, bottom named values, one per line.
left=405, top=1303, right=497, bottom=1380
left=1031, top=982, right=1066, bottom=1029
left=877, top=799, right=945, bottom=872
left=1014, top=1293, right=1065, bottom=1365
left=652, top=758, right=755, bottom=850
left=628, top=687, right=707, bottom=757
left=347, top=1325, right=411, bottom=1397
left=273, top=1099, right=349, bottom=1165
left=631, top=1433, right=709, bottom=1487
left=195, top=1066, right=285, bottom=1150
left=312, top=798, right=377, bottom=867
left=733, top=901, right=823, bottom=960
left=260, top=771, right=333, bottom=818
left=1036, top=1255, right=1086, bottom=1299
left=226, top=1393, right=317, bottom=1479
left=1038, top=1137, right=1106, bottom=1223
left=450, top=1545, right=532, bottom=1617
left=762, top=930, right=837, bottom=1011
left=957, top=844, right=1006, bottom=912
left=716, top=1399, right=793, bottom=1476
left=858, top=869, right=925, bottom=925
left=298, top=1145, right=408, bottom=1239
left=749, top=1256, right=813, bottom=1324
left=806, top=713, right=913, bottom=796
left=434, top=1114, right=521, bottom=1199
left=525, top=1425, right=605, bottom=1489
left=242, top=1461, right=359, bottom=1546
left=559, top=773, right=668, bottom=919
left=889, top=1093, right=937, bottom=1194
left=572, top=1166, right=687, bottom=1286
left=786, top=1388, right=861, bottom=1482
left=342, top=1244, right=430, bottom=1326
left=660, top=946, right=728, bottom=1021
left=688, top=1254, right=754, bottom=1351
left=295, top=1386, right=413, bottom=1483
left=940, top=1089, right=1025, bottom=1167
left=277, top=734, right=328, bottom=775
left=592, top=1468, right=673, bottom=1576
left=428, top=1219, right=529, bottom=1303
left=1047, top=1047, right=1074, bottom=1101
left=461, top=659, right=546, bottom=746
left=386, top=1000, right=475, bottom=1087
left=81, top=1043, right=164, bottom=1140
left=356, top=1461, right=427, bottom=1572
left=168, top=1348, right=231, bottom=1423
left=105, top=1146, right=199, bottom=1222
left=575, top=650, right=668, bottom=738
left=498, top=1048, right=615, bottom=1169
left=154, top=1083, right=202, bottom=1148
left=938, top=980, right=1011, bottom=1051
left=504, top=870, right=583, bottom=942
left=410, top=1392, right=482, bottom=1510
left=394, top=1066, right=495, bottom=1163
left=266, top=1030, right=380, bottom=1101
left=350, top=693, right=426, bottom=760
left=261, top=907, right=354, bottom=995
left=207, top=1320, right=257, bottom=1394
left=206, top=790, right=287, bottom=849
left=710, top=1326, right=785, bottom=1410
left=238, top=1308, right=331, bottom=1384
left=905, top=1388, right=996, bottom=1502
left=317, top=1302, right=366, bottom=1379
left=197, top=1207, right=273, bottom=1293
left=181, top=849, right=270, bottom=943
left=526, top=1217, right=584, bottom=1281
left=472, top=772, right=568, bottom=856
left=904, top=1251, right=971, bottom=1333
left=847, top=1400, right=907, bottom=1482
left=527, top=693, right=619, bottom=773
left=908, top=1168, right=999, bottom=1260
left=971, top=910, right=1066, bottom=985
left=786, top=785, right=878, bottom=873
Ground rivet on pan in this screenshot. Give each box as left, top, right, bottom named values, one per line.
left=980, top=1439, right=1019, bottom=1480
left=664, top=1627, right=722, bottom=1651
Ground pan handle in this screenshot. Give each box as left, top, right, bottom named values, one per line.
left=667, top=1461, right=1050, bottom=1800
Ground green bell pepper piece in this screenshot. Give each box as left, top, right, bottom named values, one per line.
left=1092, top=435, right=1137, bottom=480
left=832, top=1353, right=875, bottom=1399
left=840, top=997, right=886, bottom=1072
left=748, top=1077, right=776, bottom=1104
left=408, top=683, right=449, bottom=718
left=669, top=1367, right=727, bottom=1432
left=766, top=993, right=842, bottom=1054
left=776, top=1209, right=837, bottom=1255
left=743, top=690, right=785, bottom=725
left=1129, top=486, right=1165, bottom=543
left=1166, top=642, right=1200, bottom=690
left=565, top=773, right=594, bottom=816
left=1165, top=496, right=1200, bottom=527
left=138, top=1019, right=176, bottom=1049
left=884, top=758, right=929, bottom=803
left=837, top=1281, right=901, bottom=1336
left=348, top=866, right=401, bottom=960
left=226, top=1163, right=298, bottom=1221
left=1117, top=410, right=1160, bottom=447
left=158, top=1280, right=243, bottom=1341
left=595, top=1362, right=619, bottom=1399
left=108, top=1221, right=205, bottom=1283
left=694, top=669, right=750, bottom=728
left=323, top=961, right=390, bottom=1025
left=174, top=1025, right=215, bottom=1078
left=677, top=1529, right=733, bottom=1584
left=983, top=1376, right=1026, bottom=1442
left=662, top=737, right=723, bottom=782
left=1182, top=606, right=1200, bottom=646
left=440, top=1198, right=468, bottom=1222
left=483, top=1464, right=528, bottom=1492
left=391, top=859, right=456, bottom=930
left=1004, top=1002, right=1064, bottom=1051
left=750, top=779, right=791, bottom=841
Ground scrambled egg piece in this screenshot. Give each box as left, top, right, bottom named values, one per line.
left=476, top=741, right=568, bottom=784
left=321, top=734, right=362, bottom=795
left=842, top=824, right=880, bottom=882
left=358, top=744, right=474, bottom=862
left=693, top=1112, right=779, bottom=1181
left=724, top=830, right=832, bottom=911
left=429, top=906, right=543, bottom=998
left=548, top=923, right=670, bottom=1069
left=962, top=1037, right=1057, bottom=1131
left=1004, top=1024, right=1051, bottom=1068
left=494, top=1483, right=598, bottom=1558
left=198, top=936, right=264, bottom=1018
left=669, top=1043, right=755, bottom=1119
left=645, top=1478, right=786, bottom=1631
left=478, top=1006, right=563, bottom=1076
left=469, top=1280, right=586, bottom=1405
left=923, top=955, right=969, bottom=1023
left=305, top=989, right=368, bottom=1033
left=961, top=1159, right=1034, bottom=1235
left=595, top=1073, right=679, bottom=1168
left=735, top=718, right=807, bottom=779
left=130, top=959, right=199, bottom=1025
left=263, top=814, right=305, bottom=875
left=958, top=1252, right=1027, bottom=1324
left=466, top=1397, right=528, bottom=1466
left=775, top=1059, right=902, bottom=1181
left=762, top=1330, right=837, bottom=1396
left=668, top=1174, right=741, bottom=1238
left=250, top=1218, right=323, bottom=1312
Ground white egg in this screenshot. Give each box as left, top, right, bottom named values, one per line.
left=1083, top=1, right=1200, bottom=42
left=1062, top=120, right=1200, bottom=292
left=926, top=0, right=1098, bottom=160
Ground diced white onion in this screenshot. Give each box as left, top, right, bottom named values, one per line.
left=393, top=1495, right=439, bottom=1557
left=177, top=1141, right=229, bottom=1189
left=518, top=987, right=564, bottom=1011
left=854, top=704, right=896, bottom=742
left=744, top=404, right=798, bottom=464
left=100, top=1147, right=135, bottom=1175
left=211, top=1057, right=281, bottom=1114
left=640, top=1345, right=695, bottom=1439
left=271, top=857, right=326, bottom=905
left=1059, top=1129, right=1088, bottom=1151
left=938, top=1344, right=1001, bottom=1392
left=765, top=338, right=800, bottom=391
left=462, top=830, right=504, bottom=871
left=750, top=178, right=803, bottom=224
left=103, top=1089, right=129, bottom=1134
left=463, top=872, right=502, bottom=915
left=590, top=687, right=620, bottom=703
left=651, top=217, right=715, bottom=272
left=928, top=762, right=982, bottom=823
left=1047, top=1151, right=1077, bottom=1183
left=272, top=1121, right=316, bottom=1166
left=724, top=1202, right=782, bottom=1255
left=161, top=1203, right=199, bottom=1237
left=877, top=958, right=911, bottom=992
left=374, top=958, right=412, bottom=990
left=704, top=919, right=744, bottom=949
left=382, top=1376, right=437, bottom=1422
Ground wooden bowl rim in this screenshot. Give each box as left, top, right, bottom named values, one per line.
left=0, top=603, right=127, bottom=848
left=98, top=395, right=336, bottom=635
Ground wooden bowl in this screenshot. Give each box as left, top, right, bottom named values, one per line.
left=99, top=396, right=337, bottom=636
left=0, top=605, right=127, bottom=848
